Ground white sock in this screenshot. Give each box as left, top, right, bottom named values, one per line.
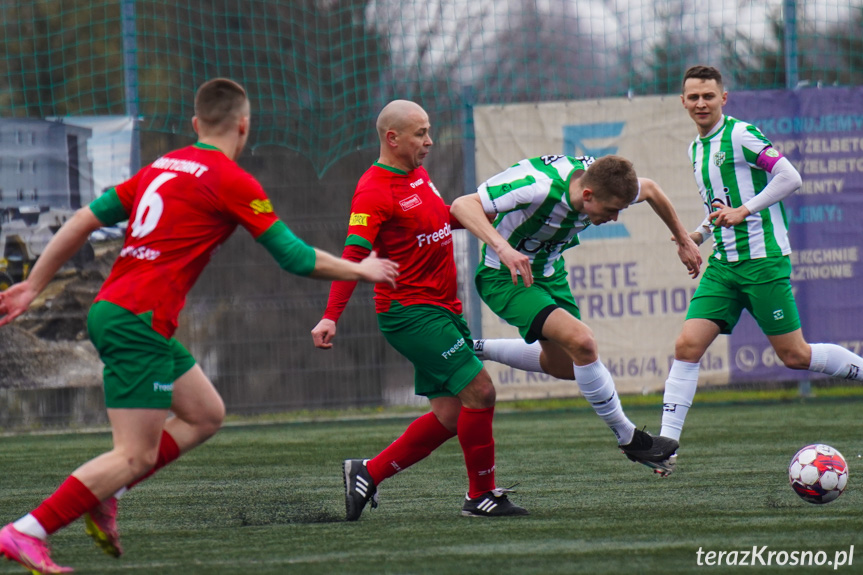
left=660, top=360, right=700, bottom=441
left=809, top=343, right=863, bottom=381
left=476, top=338, right=543, bottom=372
left=12, top=514, right=47, bottom=540
left=572, top=359, right=635, bottom=444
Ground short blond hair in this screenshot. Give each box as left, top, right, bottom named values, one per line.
left=581, top=156, right=638, bottom=204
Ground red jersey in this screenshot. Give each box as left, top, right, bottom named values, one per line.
left=95, top=143, right=279, bottom=338
left=346, top=163, right=461, bottom=314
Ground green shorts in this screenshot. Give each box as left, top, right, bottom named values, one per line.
left=687, top=255, right=801, bottom=335
left=88, top=300, right=197, bottom=409
left=475, top=265, right=580, bottom=343
left=377, top=302, right=483, bottom=399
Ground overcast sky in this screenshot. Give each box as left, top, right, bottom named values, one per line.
left=363, top=0, right=861, bottom=86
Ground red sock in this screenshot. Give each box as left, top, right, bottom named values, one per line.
left=366, top=412, right=455, bottom=484
left=31, top=476, right=100, bottom=535
left=127, top=430, right=181, bottom=489
left=458, top=406, right=496, bottom=499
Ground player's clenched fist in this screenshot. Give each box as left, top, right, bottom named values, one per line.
left=311, top=318, right=337, bottom=349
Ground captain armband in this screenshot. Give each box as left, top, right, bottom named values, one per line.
left=755, top=146, right=783, bottom=172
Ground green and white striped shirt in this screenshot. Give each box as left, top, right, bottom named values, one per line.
left=689, top=115, right=791, bottom=262
left=477, top=155, right=601, bottom=278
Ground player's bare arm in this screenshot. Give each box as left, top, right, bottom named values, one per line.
left=672, top=230, right=706, bottom=244
left=450, top=193, right=534, bottom=287
left=0, top=207, right=105, bottom=327
left=636, top=178, right=702, bottom=278
left=309, top=249, right=398, bottom=287
left=309, top=243, right=370, bottom=350
left=309, top=249, right=396, bottom=352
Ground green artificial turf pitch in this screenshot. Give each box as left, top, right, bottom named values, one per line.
left=1, top=398, right=861, bottom=574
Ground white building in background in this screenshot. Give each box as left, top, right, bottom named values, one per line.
left=0, top=118, right=94, bottom=211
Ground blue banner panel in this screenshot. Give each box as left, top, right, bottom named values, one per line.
left=725, top=87, right=863, bottom=382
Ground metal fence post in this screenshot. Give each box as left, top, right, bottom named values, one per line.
left=122, top=0, right=140, bottom=172
left=784, top=0, right=812, bottom=399
left=783, top=0, right=799, bottom=89
left=461, top=85, right=482, bottom=338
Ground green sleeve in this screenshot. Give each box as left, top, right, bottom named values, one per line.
left=345, top=233, right=373, bottom=251
left=88, top=188, right=129, bottom=226
left=256, top=221, right=317, bottom=276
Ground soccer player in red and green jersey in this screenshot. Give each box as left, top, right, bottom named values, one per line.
left=311, top=100, right=528, bottom=519
left=0, top=78, right=398, bottom=574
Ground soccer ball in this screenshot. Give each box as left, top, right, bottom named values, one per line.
left=788, top=444, right=848, bottom=504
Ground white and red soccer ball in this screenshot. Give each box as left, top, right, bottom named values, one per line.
left=788, top=444, right=848, bottom=504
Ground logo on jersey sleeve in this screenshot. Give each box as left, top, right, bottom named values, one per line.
left=349, top=212, right=370, bottom=226
left=541, top=154, right=565, bottom=165
left=765, top=148, right=779, bottom=158
left=399, top=194, right=422, bottom=211
left=250, top=199, right=274, bottom=214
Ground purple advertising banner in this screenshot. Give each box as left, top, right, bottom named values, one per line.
left=724, top=87, right=863, bottom=382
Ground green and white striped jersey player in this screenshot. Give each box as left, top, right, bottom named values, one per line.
left=688, top=115, right=792, bottom=262
left=476, top=154, right=700, bottom=279
left=451, top=154, right=701, bottom=474
left=478, top=154, right=598, bottom=279
left=658, top=65, right=863, bottom=476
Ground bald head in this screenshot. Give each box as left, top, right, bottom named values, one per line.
left=375, top=99, right=433, bottom=172
left=376, top=100, right=428, bottom=140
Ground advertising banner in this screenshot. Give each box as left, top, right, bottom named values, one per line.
left=724, top=88, right=863, bottom=382
left=473, top=87, right=863, bottom=398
